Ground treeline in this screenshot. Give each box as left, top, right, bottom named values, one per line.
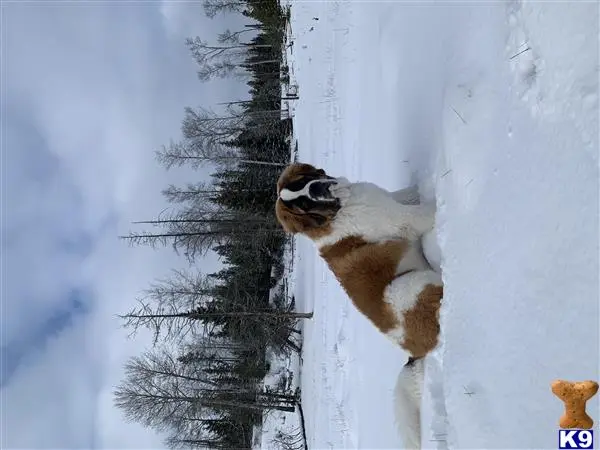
left=115, top=0, right=303, bottom=448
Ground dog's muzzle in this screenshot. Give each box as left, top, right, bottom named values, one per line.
left=307, top=179, right=338, bottom=202
left=279, top=178, right=338, bottom=203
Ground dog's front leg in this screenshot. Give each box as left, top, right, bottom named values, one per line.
left=406, top=202, right=436, bottom=235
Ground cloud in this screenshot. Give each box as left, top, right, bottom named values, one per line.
left=159, top=0, right=248, bottom=41
left=1, top=287, right=92, bottom=387
left=2, top=3, right=245, bottom=448
left=2, top=315, right=101, bottom=449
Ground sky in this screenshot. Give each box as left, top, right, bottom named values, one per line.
left=1, top=2, right=248, bottom=448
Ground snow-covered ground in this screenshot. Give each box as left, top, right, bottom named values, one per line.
left=253, top=241, right=305, bottom=450
left=254, top=349, right=302, bottom=450
left=286, top=1, right=599, bottom=449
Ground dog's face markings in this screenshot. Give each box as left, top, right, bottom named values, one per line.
left=278, top=163, right=337, bottom=202
left=276, top=163, right=326, bottom=192
left=275, top=163, right=342, bottom=235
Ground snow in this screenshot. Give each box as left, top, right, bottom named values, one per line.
left=283, top=1, right=599, bottom=449
left=254, top=350, right=302, bottom=450
left=268, top=239, right=294, bottom=307
left=254, top=241, right=303, bottom=450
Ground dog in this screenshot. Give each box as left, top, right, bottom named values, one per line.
left=275, top=163, right=443, bottom=449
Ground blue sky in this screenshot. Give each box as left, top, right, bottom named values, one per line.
left=1, top=3, right=246, bottom=448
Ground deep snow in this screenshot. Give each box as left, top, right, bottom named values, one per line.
left=284, top=1, right=598, bottom=449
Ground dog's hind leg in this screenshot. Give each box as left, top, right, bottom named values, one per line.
left=399, top=203, right=436, bottom=236
left=384, top=269, right=442, bottom=358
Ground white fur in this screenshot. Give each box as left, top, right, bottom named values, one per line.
left=391, top=186, right=442, bottom=273
left=280, top=186, right=307, bottom=201
left=421, top=229, right=442, bottom=273
left=313, top=179, right=435, bottom=249
left=390, top=185, right=422, bottom=205
left=394, top=358, right=425, bottom=450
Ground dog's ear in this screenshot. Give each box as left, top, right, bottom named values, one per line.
left=275, top=198, right=297, bottom=233
left=290, top=163, right=327, bottom=178
left=275, top=199, right=329, bottom=234
left=284, top=212, right=328, bottom=234
left=301, top=165, right=326, bottom=177
left=303, top=212, right=328, bottom=228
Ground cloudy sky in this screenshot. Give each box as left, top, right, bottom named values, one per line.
left=2, top=2, right=247, bottom=448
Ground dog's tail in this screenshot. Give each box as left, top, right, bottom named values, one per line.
left=393, top=356, right=425, bottom=450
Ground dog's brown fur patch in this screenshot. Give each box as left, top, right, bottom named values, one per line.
left=401, top=284, right=443, bottom=358
left=303, top=224, right=334, bottom=241
left=320, top=236, right=409, bottom=333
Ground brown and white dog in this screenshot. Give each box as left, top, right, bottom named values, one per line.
left=275, top=163, right=443, bottom=449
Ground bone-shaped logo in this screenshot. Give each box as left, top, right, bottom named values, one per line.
left=551, top=379, right=599, bottom=429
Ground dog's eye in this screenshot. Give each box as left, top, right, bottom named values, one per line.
left=286, top=179, right=307, bottom=192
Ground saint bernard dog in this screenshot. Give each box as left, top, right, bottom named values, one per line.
left=275, top=163, right=443, bottom=450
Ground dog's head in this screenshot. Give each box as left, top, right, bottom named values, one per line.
left=275, top=163, right=341, bottom=235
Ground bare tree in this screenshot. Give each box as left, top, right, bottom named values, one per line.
left=120, top=228, right=284, bottom=262
left=119, top=299, right=200, bottom=346
left=114, top=360, right=296, bottom=429
left=120, top=306, right=313, bottom=341
left=120, top=229, right=229, bottom=262
left=161, top=181, right=245, bottom=209
left=217, top=27, right=261, bottom=46
left=145, top=269, right=215, bottom=307
left=118, top=271, right=312, bottom=345
left=114, top=362, right=195, bottom=431
left=122, top=207, right=283, bottom=261
left=117, top=269, right=215, bottom=343
left=126, top=349, right=220, bottom=388
left=186, top=38, right=273, bottom=63
left=202, top=0, right=246, bottom=18
left=271, top=427, right=305, bottom=450
left=166, top=437, right=231, bottom=449
left=162, top=182, right=267, bottom=209
left=186, top=37, right=278, bottom=81
left=162, top=181, right=220, bottom=205
left=157, top=140, right=286, bottom=170
left=155, top=107, right=287, bottom=171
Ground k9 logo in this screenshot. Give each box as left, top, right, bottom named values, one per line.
left=558, top=430, right=594, bottom=449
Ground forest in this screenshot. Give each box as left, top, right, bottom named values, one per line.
left=114, top=1, right=304, bottom=448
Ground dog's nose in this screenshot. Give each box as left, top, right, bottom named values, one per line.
left=308, top=180, right=335, bottom=200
